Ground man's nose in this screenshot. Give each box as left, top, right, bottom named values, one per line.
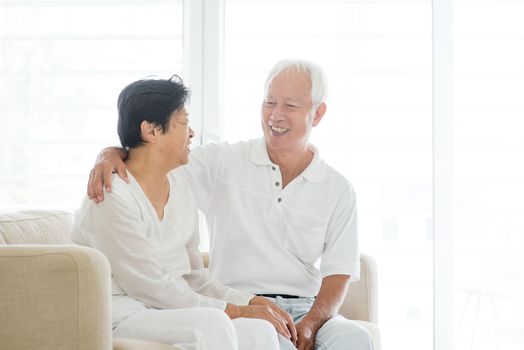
left=189, top=126, right=195, bottom=138
left=269, top=105, right=285, bottom=121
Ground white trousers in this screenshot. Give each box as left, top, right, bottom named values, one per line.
left=113, top=307, right=279, bottom=350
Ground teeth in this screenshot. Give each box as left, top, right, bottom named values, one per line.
left=270, top=126, right=289, bottom=134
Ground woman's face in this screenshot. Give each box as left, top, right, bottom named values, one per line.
left=157, top=107, right=194, bottom=168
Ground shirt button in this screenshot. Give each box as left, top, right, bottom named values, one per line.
left=277, top=197, right=282, bottom=203
left=272, top=166, right=276, bottom=171
left=275, top=182, right=280, bottom=186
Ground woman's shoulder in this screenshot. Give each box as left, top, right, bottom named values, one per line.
left=108, top=172, right=140, bottom=199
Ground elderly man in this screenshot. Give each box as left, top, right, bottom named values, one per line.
left=89, top=59, right=373, bottom=350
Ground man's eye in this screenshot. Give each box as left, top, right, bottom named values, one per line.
left=265, top=101, right=276, bottom=105
left=286, top=104, right=298, bottom=109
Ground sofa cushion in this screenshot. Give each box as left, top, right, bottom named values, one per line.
left=0, top=210, right=73, bottom=244
left=113, top=338, right=180, bottom=350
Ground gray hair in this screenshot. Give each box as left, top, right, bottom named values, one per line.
left=264, top=59, right=328, bottom=107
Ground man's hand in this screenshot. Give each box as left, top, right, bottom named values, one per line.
left=295, top=318, right=319, bottom=350
left=249, top=296, right=298, bottom=345
left=294, top=274, right=351, bottom=350
left=225, top=302, right=294, bottom=342
left=87, top=147, right=128, bottom=203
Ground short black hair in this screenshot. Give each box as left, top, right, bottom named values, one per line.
left=117, top=75, right=190, bottom=149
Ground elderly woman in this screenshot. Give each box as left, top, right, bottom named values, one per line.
left=72, top=77, right=289, bottom=350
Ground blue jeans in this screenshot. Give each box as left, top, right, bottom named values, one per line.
left=270, top=296, right=374, bottom=350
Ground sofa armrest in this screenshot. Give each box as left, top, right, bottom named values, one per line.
left=0, top=245, right=112, bottom=350
left=339, top=253, right=378, bottom=323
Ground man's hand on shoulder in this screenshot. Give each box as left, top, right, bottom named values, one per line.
left=87, top=147, right=129, bottom=203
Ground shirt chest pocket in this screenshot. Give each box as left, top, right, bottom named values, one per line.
left=284, top=213, right=327, bottom=265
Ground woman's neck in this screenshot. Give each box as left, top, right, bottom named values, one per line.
left=126, top=150, right=171, bottom=220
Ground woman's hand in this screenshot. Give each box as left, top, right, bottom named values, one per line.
left=225, top=299, right=297, bottom=345
left=250, top=296, right=298, bottom=345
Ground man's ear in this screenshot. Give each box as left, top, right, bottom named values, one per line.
left=140, top=121, right=157, bottom=144
left=312, top=103, right=327, bottom=127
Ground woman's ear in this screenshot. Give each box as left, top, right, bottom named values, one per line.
left=140, top=121, right=157, bottom=144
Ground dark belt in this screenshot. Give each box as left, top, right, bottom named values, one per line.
left=257, top=294, right=306, bottom=299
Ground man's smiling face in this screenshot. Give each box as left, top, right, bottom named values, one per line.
left=261, top=68, right=319, bottom=156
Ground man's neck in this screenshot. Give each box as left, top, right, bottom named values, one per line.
left=268, top=146, right=314, bottom=188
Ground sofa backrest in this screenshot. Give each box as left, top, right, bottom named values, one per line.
left=0, top=209, right=377, bottom=323
left=0, top=210, right=73, bottom=245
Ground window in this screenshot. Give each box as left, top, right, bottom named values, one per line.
left=224, top=1, right=433, bottom=349
left=452, top=0, right=524, bottom=348
left=0, top=0, right=184, bottom=211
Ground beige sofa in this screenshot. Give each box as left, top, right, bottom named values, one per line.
left=0, top=210, right=381, bottom=350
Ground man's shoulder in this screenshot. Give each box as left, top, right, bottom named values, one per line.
left=197, top=138, right=257, bottom=154
left=190, top=138, right=261, bottom=164
left=318, top=158, right=353, bottom=185
left=314, top=158, right=356, bottom=202
left=168, top=172, right=194, bottom=198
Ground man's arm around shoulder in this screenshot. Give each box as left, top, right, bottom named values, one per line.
left=88, top=146, right=129, bottom=202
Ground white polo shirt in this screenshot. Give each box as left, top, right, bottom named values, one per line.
left=174, top=138, right=359, bottom=297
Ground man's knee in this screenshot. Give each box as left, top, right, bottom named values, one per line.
left=338, top=324, right=373, bottom=350
left=317, top=317, right=374, bottom=350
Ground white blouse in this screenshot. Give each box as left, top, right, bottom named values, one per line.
left=72, top=171, right=253, bottom=312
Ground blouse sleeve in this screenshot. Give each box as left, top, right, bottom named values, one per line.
left=183, top=208, right=254, bottom=306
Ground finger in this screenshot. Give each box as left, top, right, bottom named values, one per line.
left=273, top=310, right=287, bottom=325
left=297, top=338, right=306, bottom=350
left=116, top=164, right=129, bottom=183
left=280, top=311, right=297, bottom=345
left=88, top=170, right=100, bottom=203
left=93, top=169, right=104, bottom=202
left=273, top=312, right=292, bottom=338
left=87, top=169, right=95, bottom=199
left=274, top=320, right=291, bottom=339
left=269, top=313, right=291, bottom=339
left=270, top=305, right=297, bottom=344
left=102, top=165, right=113, bottom=194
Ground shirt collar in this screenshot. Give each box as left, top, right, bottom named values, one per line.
left=249, top=138, right=326, bottom=183
left=249, top=138, right=273, bottom=165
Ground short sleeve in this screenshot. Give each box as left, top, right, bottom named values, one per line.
left=320, top=183, right=360, bottom=283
